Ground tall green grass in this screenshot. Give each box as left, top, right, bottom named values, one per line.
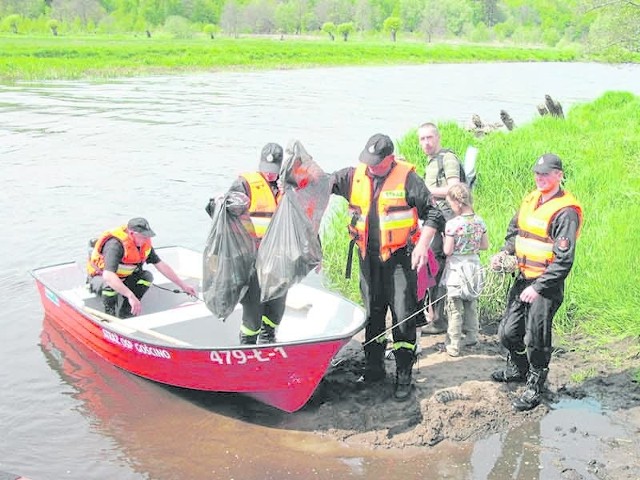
left=0, top=35, right=578, bottom=82
left=322, top=92, right=640, bottom=340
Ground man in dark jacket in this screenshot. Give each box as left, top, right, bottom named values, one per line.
left=490, top=153, right=582, bottom=411
left=206, top=143, right=286, bottom=345
left=331, top=134, right=444, bottom=401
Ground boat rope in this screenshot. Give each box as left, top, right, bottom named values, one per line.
left=152, top=283, right=204, bottom=302
left=362, top=291, right=448, bottom=349
left=330, top=291, right=448, bottom=367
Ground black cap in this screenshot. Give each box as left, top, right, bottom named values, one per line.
left=359, top=134, right=394, bottom=165
left=533, top=153, right=563, bottom=174
left=258, top=143, right=284, bottom=174
left=127, top=217, right=156, bottom=237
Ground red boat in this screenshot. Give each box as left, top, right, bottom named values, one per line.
left=32, top=246, right=366, bottom=413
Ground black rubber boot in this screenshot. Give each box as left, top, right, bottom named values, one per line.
left=491, top=352, right=529, bottom=383
left=102, top=291, right=118, bottom=317
left=118, top=297, right=133, bottom=319
left=362, top=341, right=386, bottom=383
left=393, top=348, right=415, bottom=401
left=239, top=332, right=258, bottom=345
left=104, top=303, right=117, bottom=317
left=513, top=367, right=549, bottom=411
left=257, top=325, right=276, bottom=345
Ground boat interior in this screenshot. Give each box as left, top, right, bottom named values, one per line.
left=34, top=246, right=366, bottom=349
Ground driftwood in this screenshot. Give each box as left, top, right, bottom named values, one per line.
left=464, top=95, right=563, bottom=137
left=537, top=94, right=564, bottom=118
left=499, top=110, right=515, bottom=131
left=465, top=114, right=505, bottom=137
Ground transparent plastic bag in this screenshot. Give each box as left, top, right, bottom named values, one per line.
left=202, top=191, right=257, bottom=320
left=256, top=140, right=331, bottom=302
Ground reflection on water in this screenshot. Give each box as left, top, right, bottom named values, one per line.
left=4, top=63, right=640, bottom=479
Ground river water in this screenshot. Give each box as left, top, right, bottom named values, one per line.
left=1, top=62, right=639, bottom=480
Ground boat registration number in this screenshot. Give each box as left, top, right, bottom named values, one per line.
left=209, top=347, right=288, bottom=365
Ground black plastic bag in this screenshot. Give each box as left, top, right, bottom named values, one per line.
left=256, top=140, right=331, bottom=302
left=202, top=191, right=257, bottom=320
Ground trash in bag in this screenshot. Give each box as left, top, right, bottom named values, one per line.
left=202, top=191, right=257, bottom=320
left=256, top=140, right=331, bottom=302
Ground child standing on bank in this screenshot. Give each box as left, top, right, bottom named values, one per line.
left=441, top=183, right=489, bottom=357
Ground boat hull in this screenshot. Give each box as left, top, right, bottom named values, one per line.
left=34, top=277, right=355, bottom=413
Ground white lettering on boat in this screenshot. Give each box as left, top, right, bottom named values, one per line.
left=134, top=343, right=171, bottom=359
left=209, top=347, right=288, bottom=365
left=102, top=329, right=133, bottom=350
left=102, top=329, right=171, bottom=359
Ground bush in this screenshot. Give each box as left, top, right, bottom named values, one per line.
left=164, top=15, right=194, bottom=39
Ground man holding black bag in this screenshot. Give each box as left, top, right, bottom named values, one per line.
left=206, top=143, right=287, bottom=345
left=331, top=134, right=444, bottom=401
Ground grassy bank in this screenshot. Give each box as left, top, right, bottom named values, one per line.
left=0, top=35, right=578, bottom=82
left=322, top=91, right=640, bottom=341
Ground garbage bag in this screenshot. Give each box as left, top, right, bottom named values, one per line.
left=202, top=191, right=257, bottom=320
left=256, top=140, right=331, bottom=302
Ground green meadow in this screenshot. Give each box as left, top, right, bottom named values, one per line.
left=322, top=91, right=640, bottom=344
left=0, top=35, right=578, bottom=82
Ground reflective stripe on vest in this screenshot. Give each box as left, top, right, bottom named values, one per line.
left=241, top=172, right=278, bottom=239
left=87, top=225, right=152, bottom=278
left=515, top=190, right=582, bottom=279
left=348, top=160, right=419, bottom=262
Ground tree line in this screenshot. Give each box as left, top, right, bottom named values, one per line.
left=1, top=0, right=638, bottom=57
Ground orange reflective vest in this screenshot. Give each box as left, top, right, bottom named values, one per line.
left=241, top=172, right=280, bottom=239
left=515, top=190, right=582, bottom=279
left=87, top=226, right=153, bottom=278
left=348, top=160, right=420, bottom=262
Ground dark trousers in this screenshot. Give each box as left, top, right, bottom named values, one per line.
left=497, top=276, right=563, bottom=369
left=240, top=273, right=287, bottom=333
left=359, top=248, right=418, bottom=349
left=89, top=270, right=154, bottom=317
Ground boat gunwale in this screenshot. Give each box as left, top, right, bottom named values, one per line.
left=31, top=246, right=367, bottom=351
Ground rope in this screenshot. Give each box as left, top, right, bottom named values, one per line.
left=152, top=283, right=204, bottom=302
left=361, top=291, right=448, bottom=349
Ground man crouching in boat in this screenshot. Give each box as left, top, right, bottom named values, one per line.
left=87, top=217, right=197, bottom=318
left=331, top=134, right=444, bottom=401
left=206, top=143, right=287, bottom=345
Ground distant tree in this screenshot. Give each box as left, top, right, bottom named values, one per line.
left=203, top=22, right=220, bottom=38
left=48, top=18, right=59, bottom=35
left=321, top=20, right=336, bottom=40
left=353, top=0, right=373, bottom=30
left=192, top=0, right=221, bottom=24
left=383, top=16, right=401, bottom=41
left=5, top=13, right=20, bottom=33
left=275, top=2, right=297, bottom=34
left=493, top=17, right=516, bottom=41
left=337, top=21, right=353, bottom=41
left=442, top=0, right=474, bottom=36
left=51, top=0, right=105, bottom=27
left=582, top=0, right=640, bottom=55
left=0, top=0, right=44, bottom=17
left=244, top=0, right=277, bottom=34
left=399, top=0, right=424, bottom=32
left=220, top=0, right=241, bottom=38
left=420, top=0, right=446, bottom=42
left=164, top=15, right=193, bottom=38
left=290, top=0, right=310, bottom=34
left=469, top=20, right=491, bottom=42
left=478, top=0, right=501, bottom=26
